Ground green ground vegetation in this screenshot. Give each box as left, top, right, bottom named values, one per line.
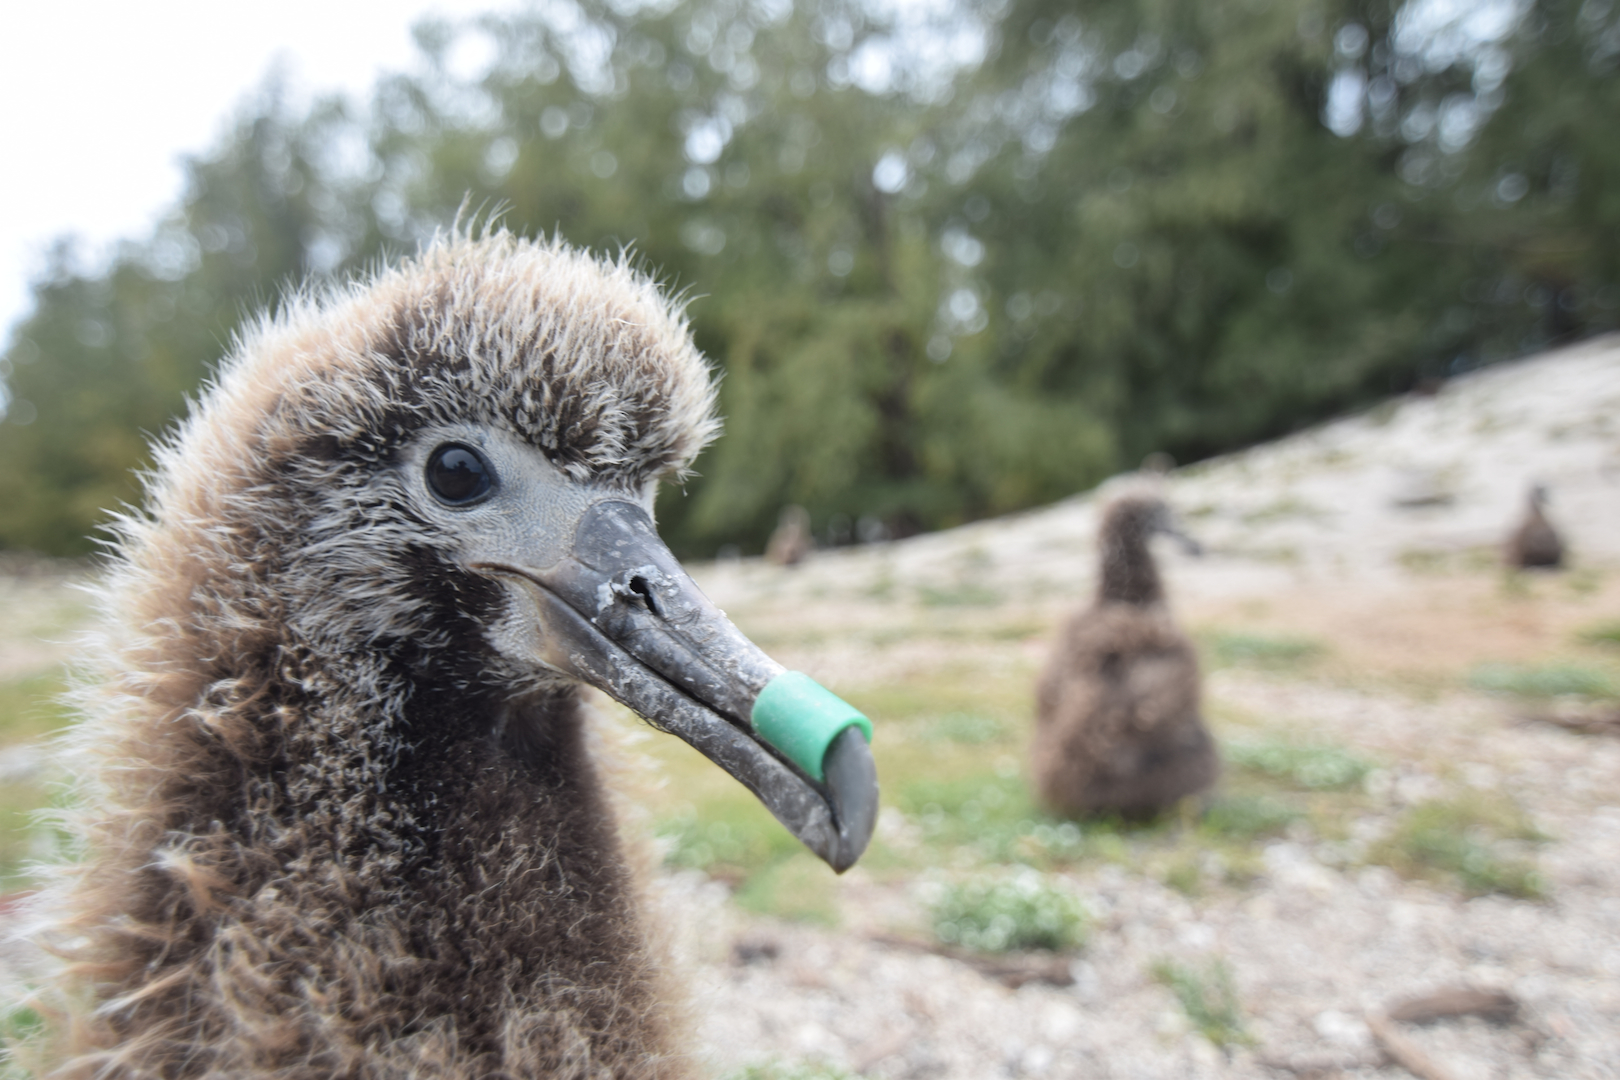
left=926, top=869, right=1088, bottom=952
left=1576, top=619, right=1620, bottom=649
left=1467, top=661, right=1618, bottom=700
left=1202, top=630, right=1326, bottom=671
left=6, top=592, right=1544, bottom=918
left=1223, top=736, right=1374, bottom=790
left=621, top=635, right=1405, bottom=921
left=1368, top=792, right=1547, bottom=899
left=733, top=855, right=843, bottom=925
left=1, top=1002, right=46, bottom=1080
left=1200, top=794, right=1301, bottom=842
left=1152, top=958, right=1251, bottom=1049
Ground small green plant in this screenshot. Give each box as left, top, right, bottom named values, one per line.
left=1225, top=738, right=1373, bottom=790
left=1, top=1003, right=45, bottom=1079
left=927, top=870, right=1088, bottom=952
left=1202, top=794, right=1300, bottom=839
left=1153, top=958, right=1250, bottom=1047
left=1206, top=631, right=1323, bottom=669
left=1468, top=662, right=1616, bottom=699
left=1369, top=795, right=1546, bottom=898
left=725, top=1061, right=856, bottom=1080
left=1577, top=619, right=1620, bottom=648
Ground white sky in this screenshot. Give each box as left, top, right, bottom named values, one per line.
left=0, top=0, right=505, bottom=342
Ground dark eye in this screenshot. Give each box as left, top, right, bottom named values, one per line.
left=425, top=444, right=495, bottom=506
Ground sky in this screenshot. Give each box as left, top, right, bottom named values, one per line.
left=0, top=0, right=1508, bottom=347
left=0, top=0, right=505, bottom=341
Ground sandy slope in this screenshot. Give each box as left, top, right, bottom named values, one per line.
left=694, top=332, right=1620, bottom=607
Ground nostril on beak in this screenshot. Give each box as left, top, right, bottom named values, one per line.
left=627, top=575, right=662, bottom=616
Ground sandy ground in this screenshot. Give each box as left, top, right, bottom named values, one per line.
left=666, top=679, right=1620, bottom=1079
left=4, top=336, right=1620, bottom=1078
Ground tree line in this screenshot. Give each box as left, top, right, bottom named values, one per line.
left=1, top=0, right=1615, bottom=557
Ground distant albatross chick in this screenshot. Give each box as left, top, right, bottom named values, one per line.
left=1504, top=483, right=1565, bottom=569
left=24, top=231, right=878, bottom=1079
left=1031, top=493, right=1217, bottom=817
left=766, top=504, right=813, bottom=566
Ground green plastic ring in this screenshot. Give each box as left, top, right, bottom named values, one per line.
left=751, top=671, right=873, bottom=782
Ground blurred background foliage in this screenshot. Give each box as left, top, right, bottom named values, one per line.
left=0, top=0, right=1616, bottom=557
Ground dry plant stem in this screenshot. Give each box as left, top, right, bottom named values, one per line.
left=1366, top=1012, right=1459, bottom=1080
left=849, top=1027, right=916, bottom=1073
left=868, top=933, right=1075, bottom=989
left=1521, top=706, right=1620, bottom=737
left=1385, top=987, right=1519, bottom=1025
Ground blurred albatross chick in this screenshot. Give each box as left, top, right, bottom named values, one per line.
left=1031, top=493, right=1217, bottom=817
left=1504, top=483, right=1565, bottom=569
left=23, top=231, right=877, bottom=1079
left=766, top=503, right=813, bottom=566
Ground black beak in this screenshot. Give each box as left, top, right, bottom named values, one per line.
left=1167, top=528, right=1203, bottom=557
left=1155, top=511, right=1203, bottom=557
left=481, top=500, right=878, bottom=873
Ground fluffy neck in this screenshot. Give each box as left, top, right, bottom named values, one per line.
left=1096, top=516, right=1164, bottom=606
left=49, top=614, right=686, bottom=1079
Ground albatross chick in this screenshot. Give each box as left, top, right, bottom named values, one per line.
left=22, top=231, right=878, bottom=1079
left=1030, top=493, right=1217, bottom=817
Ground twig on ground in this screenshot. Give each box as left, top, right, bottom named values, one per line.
left=1517, top=703, right=1620, bottom=736
left=1366, top=1012, right=1458, bottom=1080
left=868, top=932, right=1074, bottom=989
left=849, top=1027, right=914, bottom=1074
left=1386, top=987, right=1519, bottom=1025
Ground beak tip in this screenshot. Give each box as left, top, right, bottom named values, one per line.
left=817, top=726, right=880, bottom=874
